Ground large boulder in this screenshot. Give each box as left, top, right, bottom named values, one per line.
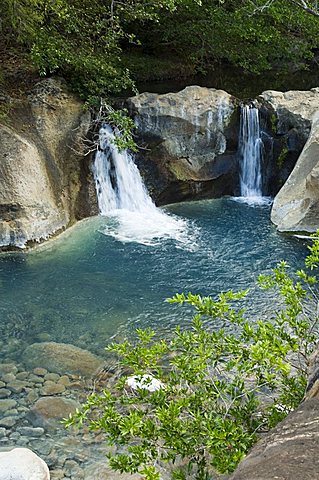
left=0, top=78, right=96, bottom=249
left=128, top=86, right=239, bottom=204
left=230, top=398, right=319, bottom=480
left=261, top=88, right=319, bottom=232
left=22, top=342, right=104, bottom=377
left=0, top=448, right=49, bottom=479
left=230, top=343, right=319, bottom=479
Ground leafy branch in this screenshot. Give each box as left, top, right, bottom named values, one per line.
left=65, top=234, right=319, bottom=479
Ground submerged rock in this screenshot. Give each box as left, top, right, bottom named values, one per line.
left=22, top=342, right=104, bottom=377
left=261, top=88, right=319, bottom=232
left=84, top=460, right=143, bottom=480
left=28, top=396, right=80, bottom=429
left=128, top=86, right=239, bottom=204
left=0, top=447, right=49, bottom=479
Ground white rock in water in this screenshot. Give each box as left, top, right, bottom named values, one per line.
left=0, top=448, right=50, bottom=479
left=126, top=374, right=164, bottom=392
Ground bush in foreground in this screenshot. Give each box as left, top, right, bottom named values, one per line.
left=65, top=235, right=319, bottom=480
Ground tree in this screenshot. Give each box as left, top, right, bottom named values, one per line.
left=252, top=0, right=319, bottom=18
left=65, top=235, right=319, bottom=480
left=0, top=0, right=201, bottom=99
left=1, top=0, right=319, bottom=101
left=137, top=0, right=319, bottom=76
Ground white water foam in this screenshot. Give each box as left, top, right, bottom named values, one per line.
left=93, top=125, right=196, bottom=248
left=231, top=195, right=273, bottom=207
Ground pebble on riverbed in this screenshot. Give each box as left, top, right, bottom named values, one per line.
left=0, top=345, right=136, bottom=480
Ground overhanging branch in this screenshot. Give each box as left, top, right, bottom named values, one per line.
left=249, top=0, right=319, bottom=17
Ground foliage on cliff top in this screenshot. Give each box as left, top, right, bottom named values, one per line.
left=65, top=234, right=319, bottom=479
left=1, top=1, right=319, bottom=100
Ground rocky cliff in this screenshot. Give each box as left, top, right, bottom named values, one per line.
left=0, top=78, right=97, bottom=249
left=1, top=80, right=318, bottom=248
left=261, top=88, right=319, bottom=232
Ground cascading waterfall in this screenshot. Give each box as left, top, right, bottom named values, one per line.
left=239, top=105, right=264, bottom=201
left=92, top=124, right=194, bottom=247
left=93, top=125, right=155, bottom=213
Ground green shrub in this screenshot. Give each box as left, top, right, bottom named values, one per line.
left=65, top=234, right=319, bottom=480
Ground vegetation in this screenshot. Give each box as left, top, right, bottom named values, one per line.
left=65, top=235, right=319, bottom=480
left=277, top=145, right=289, bottom=169
left=1, top=1, right=319, bottom=101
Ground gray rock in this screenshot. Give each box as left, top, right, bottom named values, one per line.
left=16, top=371, right=29, bottom=380
left=261, top=88, right=319, bottom=232
left=0, top=447, right=50, bottom=479
left=64, top=459, right=84, bottom=478
left=23, top=341, right=104, bottom=377
left=26, top=389, right=39, bottom=404
left=44, top=373, right=60, bottom=382
left=58, top=375, right=71, bottom=386
left=4, top=408, right=19, bottom=416
left=0, top=416, right=18, bottom=427
left=128, top=86, right=239, bottom=204
left=17, top=406, right=29, bottom=414
left=16, top=437, right=30, bottom=447
left=0, top=389, right=11, bottom=398
left=0, top=364, right=18, bottom=375
left=7, top=380, right=28, bottom=393
left=50, top=469, right=65, bottom=480
left=33, top=368, right=47, bottom=377
left=1, top=373, right=16, bottom=383
left=16, top=427, right=45, bottom=438
left=29, top=374, right=45, bottom=384
left=29, top=439, right=53, bottom=456
left=0, top=429, right=6, bottom=439
left=41, top=380, right=65, bottom=396
left=0, top=399, right=17, bottom=412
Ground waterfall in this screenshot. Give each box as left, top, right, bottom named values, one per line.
left=92, top=124, right=194, bottom=247
left=239, top=105, right=264, bottom=201
left=93, top=125, right=155, bottom=214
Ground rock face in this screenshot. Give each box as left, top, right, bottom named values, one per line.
left=0, top=447, right=50, bottom=479
left=22, top=342, right=104, bottom=377
left=0, top=125, right=67, bottom=248
left=230, top=346, right=319, bottom=480
left=261, top=88, right=319, bottom=232
left=0, top=78, right=97, bottom=249
left=230, top=398, right=319, bottom=480
left=128, top=86, right=239, bottom=204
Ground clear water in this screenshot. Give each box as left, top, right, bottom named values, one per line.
left=0, top=198, right=307, bottom=363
